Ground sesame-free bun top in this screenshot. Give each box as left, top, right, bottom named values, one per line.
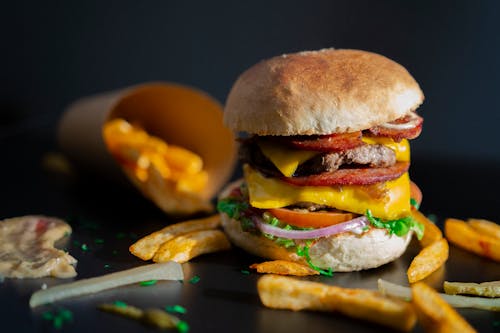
left=224, top=49, right=424, bottom=135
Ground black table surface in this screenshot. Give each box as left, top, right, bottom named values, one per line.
left=1, top=125, right=499, bottom=333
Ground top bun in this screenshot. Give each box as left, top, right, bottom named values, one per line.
left=224, top=49, right=424, bottom=136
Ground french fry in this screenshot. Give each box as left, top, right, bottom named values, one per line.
left=378, top=279, right=500, bottom=311
left=407, top=238, right=449, bottom=284
left=444, top=280, right=500, bottom=298
left=257, top=275, right=416, bottom=332
left=30, top=262, right=183, bottom=307
left=250, top=260, right=320, bottom=276
left=411, top=282, right=477, bottom=333
left=164, top=145, right=203, bottom=174
left=445, top=218, right=500, bottom=262
left=468, top=218, right=500, bottom=240
left=411, top=209, right=443, bottom=247
left=175, top=171, right=209, bottom=193
left=129, top=215, right=221, bottom=260
left=152, top=229, right=231, bottom=263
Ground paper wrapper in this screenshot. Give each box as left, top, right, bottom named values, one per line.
left=58, top=82, right=238, bottom=215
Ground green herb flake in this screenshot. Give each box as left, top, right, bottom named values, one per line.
left=94, top=238, right=104, bottom=244
left=139, top=279, right=158, bottom=286
left=176, top=320, right=190, bottom=333
left=79, top=219, right=100, bottom=231
left=104, top=264, right=110, bottom=269
left=113, top=300, right=128, bottom=308
left=165, top=305, right=187, bottom=314
left=240, top=269, right=250, bottom=275
left=188, top=275, right=200, bottom=284
left=116, top=232, right=127, bottom=239
left=81, top=243, right=89, bottom=251
left=410, top=198, right=420, bottom=209
left=42, top=308, right=73, bottom=329
left=296, top=245, right=334, bottom=277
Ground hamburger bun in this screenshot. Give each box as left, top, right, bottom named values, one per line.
left=224, top=48, right=423, bottom=135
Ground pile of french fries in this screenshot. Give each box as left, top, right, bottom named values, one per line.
left=445, top=217, right=500, bottom=262
left=258, top=274, right=492, bottom=332
left=103, top=118, right=208, bottom=195
left=129, top=215, right=230, bottom=263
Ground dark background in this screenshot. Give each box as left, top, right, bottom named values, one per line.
left=1, top=2, right=500, bottom=332
left=2, top=0, right=500, bottom=161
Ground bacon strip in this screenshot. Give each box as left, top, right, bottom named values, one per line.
left=281, top=162, right=410, bottom=186
left=273, top=131, right=365, bottom=152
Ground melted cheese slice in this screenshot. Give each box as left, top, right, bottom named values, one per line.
left=244, top=164, right=411, bottom=220
left=258, top=141, right=318, bottom=177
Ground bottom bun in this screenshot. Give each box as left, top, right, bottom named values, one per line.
left=219, top=180, right=412, bottom=272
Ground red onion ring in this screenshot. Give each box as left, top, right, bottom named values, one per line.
left=379, top=112, right=421, bottom=130
left=253, top=216, right=369, bottom=239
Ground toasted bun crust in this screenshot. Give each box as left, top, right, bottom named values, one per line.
left=219, top=180, right=412, bottom=272
left=225, top=49, right=424, bottom=136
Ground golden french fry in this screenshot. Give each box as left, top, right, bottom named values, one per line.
left=153, top=229, right=231, bottom=263
left=445, top=218, right=500, bottom=262
left=411, top=282, right=477, bottom=333
left=164, top=145, right=203, bottom=174
left=407, top=238, right=449, bottom=284
left=444, top=281, right=500, bottom=298
left=257, top=275, right=416, bottom=332
left=250, top=260, right=319, bottom=276
left=129, top=215, right=221, bottom=260
left=411, top=209, right=443, bottom=247
left=468, top=218, right=500, bottom=240
left=175, top=171, right=208, bottom=193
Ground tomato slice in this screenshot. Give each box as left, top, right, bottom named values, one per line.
left=268, top=208, right=356, bottom=228
left=410, top=181, right=422, bottom=207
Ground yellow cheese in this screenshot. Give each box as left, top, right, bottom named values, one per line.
left=244, top=164, right=411, bottom=220
left=258, top=141, right=318, bottom=177
left=361, top=137, right=410, bottom=162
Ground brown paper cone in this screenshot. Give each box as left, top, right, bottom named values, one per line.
left=58, top=82, right=238, bottom=215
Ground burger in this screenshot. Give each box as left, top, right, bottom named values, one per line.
left=217, top=49, right=425, bottom=274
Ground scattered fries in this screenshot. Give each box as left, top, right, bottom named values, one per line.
left=250, top=260, right=319, bottom=276
left=407, top=238, right=449, bottom=284
left=411, top=209, right=443, bottom=247
left=99, top=302, right=187, bottom=331
left=468, top=218, right=500, bottom=239
left=153, top=229, right=231, bottom=263
left=444, top=280, right=500, bottom=298
left=29, top=262, right=183, bottom=307
left=257, top=275, right=416, bottom=332
left=411, top=282, right=477, bottom=333
left=378, top=279, right=500, bottom=311
left=130, top=215, right=222, bottom=260
left=445, top=218, right=500, bottom=261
